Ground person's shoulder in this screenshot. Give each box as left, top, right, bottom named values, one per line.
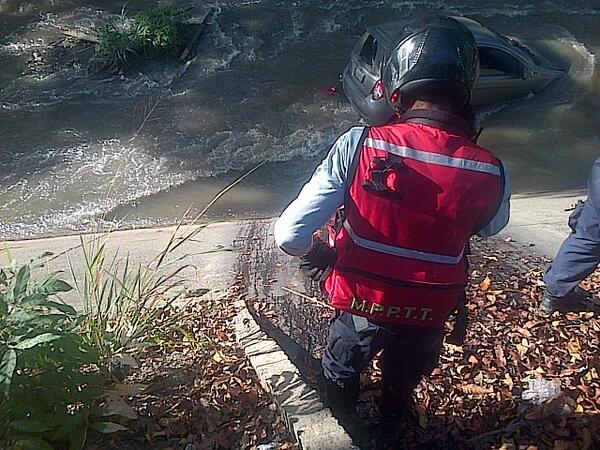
left=331, top=126, right=368, bottom=151
left=465, top=141, right=504, bottom=166
left=341, top=126, right=368, bottom=139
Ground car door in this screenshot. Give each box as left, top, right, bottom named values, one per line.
left=473, top=45, right=533, bottom=105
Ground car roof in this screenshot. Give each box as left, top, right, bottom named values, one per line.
left=366, top=16, right=506, bottom=50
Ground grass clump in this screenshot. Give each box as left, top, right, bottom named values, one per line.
left=93, top=5, right=189, bottom=72
left=71, top=229, right=193, bottom=374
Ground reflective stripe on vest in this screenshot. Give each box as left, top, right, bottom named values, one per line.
left=344, top=221, right=465, bottom=265
left=364, top=138, right=501, bottom=176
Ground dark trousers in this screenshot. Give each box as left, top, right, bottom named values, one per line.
left=322, top=311, right=445, bottom=414
left=545, top=199, right=600, bottom=297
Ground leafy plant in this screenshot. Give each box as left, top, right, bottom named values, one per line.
left=128, top=5, right=188, bottom=56
left=93, top=4, right=189, bottom=72
left=0, top=257, right=114, bottom=450
left=96, top=23, right=138, bottom=63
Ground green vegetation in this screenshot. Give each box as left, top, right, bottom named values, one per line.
left=0, top=257, right=117, bottom=450
left=71, top=231, right=191, bottom=374
left=0, top=223, right=206, bottom=449
left=93, top=5, right=190, bottom=72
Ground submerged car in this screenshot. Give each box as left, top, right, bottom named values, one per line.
left=341, top=16, right=566, bottom=125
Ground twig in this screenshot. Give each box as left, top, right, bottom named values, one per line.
left=194, top=161, right=270, bottom=219
left=130, top=91, right=167, bottom=142
left=128, top=9, right=214, bottom=140
left=281, top=286, right=334, bottom=310
left=466, top=417, right=527, bottom=443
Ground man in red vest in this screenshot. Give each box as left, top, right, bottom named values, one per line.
left=275, top=16, right=510, bottom=426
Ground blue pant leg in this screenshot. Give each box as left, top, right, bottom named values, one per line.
left=322, top=311, right=388, bottom=386
left=545, top=200, right=600, bottom=297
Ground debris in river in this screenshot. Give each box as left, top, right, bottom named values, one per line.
left=76, top=5, right=213, bottom=73
left=92, top=5, right=188, bottom=72
left=319, top=86, right=338, bottom=96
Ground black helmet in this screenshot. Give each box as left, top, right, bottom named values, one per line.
left=382, top=16, right=479, bottom=111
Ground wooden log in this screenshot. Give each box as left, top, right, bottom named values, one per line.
left=60, top=29, right=99, bottom=43
left=179, top=8, right=214, bottom=62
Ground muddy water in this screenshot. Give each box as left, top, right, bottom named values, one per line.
left=1, top=0, right=599, bottom=239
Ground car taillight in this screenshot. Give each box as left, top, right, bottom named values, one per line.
left=371, top=79, right=385, bottom=100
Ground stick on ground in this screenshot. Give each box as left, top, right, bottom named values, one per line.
left=282, top=286, right=335, bottom=310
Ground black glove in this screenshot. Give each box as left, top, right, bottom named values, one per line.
left=299, top=240, right=336, bottom=281
left=446, top=292, right=468, bottom=346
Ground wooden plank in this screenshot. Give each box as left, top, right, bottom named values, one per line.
left=179, top=8, right=214, bottom=62
left=60, top=29, right=99, bottom=43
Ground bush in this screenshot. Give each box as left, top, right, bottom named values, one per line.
left=129, top=5, right=188, bottom=56
left=94, top=5, right=189, bottom=71
left=0, top=258, right=132, bottom=450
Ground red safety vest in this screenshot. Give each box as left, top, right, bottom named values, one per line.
left=323, top=119, right=503, bottom=327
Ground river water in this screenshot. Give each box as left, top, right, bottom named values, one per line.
left=1, top=0, right=599, bottom=239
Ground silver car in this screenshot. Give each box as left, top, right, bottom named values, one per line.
left=341, top=16, right=567, bottom=125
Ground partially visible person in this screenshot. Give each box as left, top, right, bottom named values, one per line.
left=542, top=157, right=600, bottom=313
left=274, top=15, right=511, bottom=429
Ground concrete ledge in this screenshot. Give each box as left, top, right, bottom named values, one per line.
left=1, top=221, right=243, bottom=307
left=498, top=190, right=587, bottom=258
left=234, top=300, right=356, bottom=450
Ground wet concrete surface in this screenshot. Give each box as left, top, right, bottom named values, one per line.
left=237, top=219, right=330, bottom=360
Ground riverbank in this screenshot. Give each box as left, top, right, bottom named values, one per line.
left=1, top=190, right=586, bottom=278
left=2, top=189, right=585, bottom=322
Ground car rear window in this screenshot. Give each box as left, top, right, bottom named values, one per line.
left=359, top=35, right=378, bottom=69
left=478, top=47, right=523, bottom=77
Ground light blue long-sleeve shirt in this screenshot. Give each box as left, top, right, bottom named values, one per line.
left=274, top=126, right=511, bottom=256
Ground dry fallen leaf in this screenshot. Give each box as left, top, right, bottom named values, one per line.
left=461, top=384, right=494, bottom=395
left=503, top=373, right=514, bottom=390
left=567, top=338, right=581, bottom=356
left=212, top=351, right=225, bottom=363
left=480, top=275, right=492, bottom=291
left=495, top=345, right=507, bottom=367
